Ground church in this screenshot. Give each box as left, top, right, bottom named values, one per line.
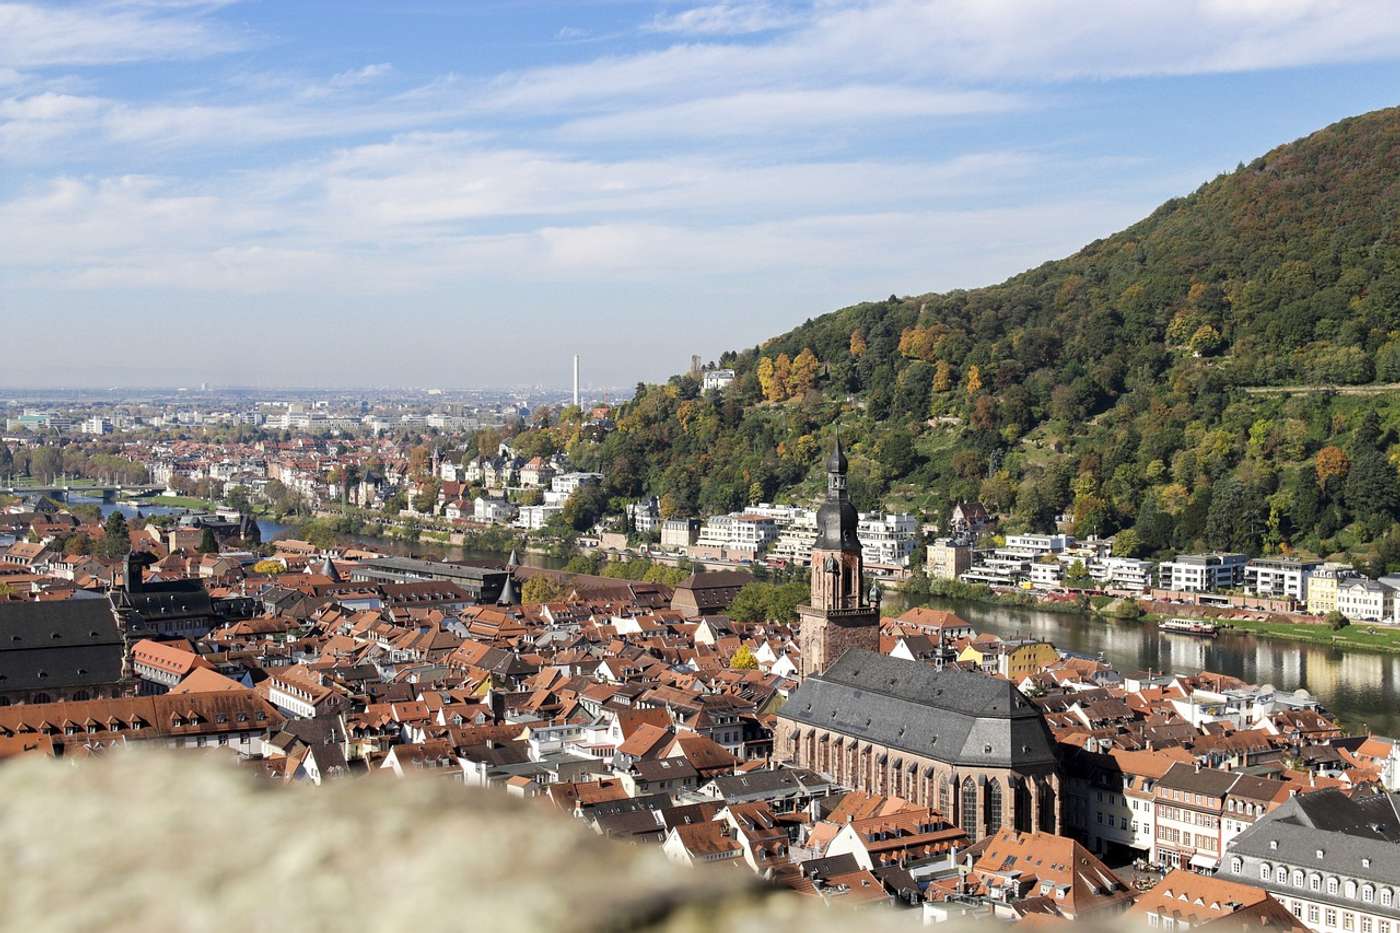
left=775, top=439, right=1063, bottom=841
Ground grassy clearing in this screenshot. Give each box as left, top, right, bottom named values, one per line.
left=1221, top=617, right=1400, bottom=653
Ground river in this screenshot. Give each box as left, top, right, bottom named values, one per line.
left=913, top=597, right=1400, bottom=737
left=90, top=500, right=293, bottom=544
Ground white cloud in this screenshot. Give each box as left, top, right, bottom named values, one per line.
left=646, top=2, right=803, bottom=36
left=556, top=85, right=1022, bottom=140
left=327, top=63, right=393, bottom=90
left=0, top=1, right=245, bottom=69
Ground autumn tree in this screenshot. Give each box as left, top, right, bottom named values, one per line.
left=849, top=330, right=867, bottom=357
left=898, top=325, right=940, bottom=362
left=787, top=347, right=820, bottom=397
left=730, top=644, right=758, bottom=670
left=1315, top=445, right=1351, bottom=489
left=757, top=357, right=782, bottom=402
left=932, top=360, right=952, bottom=393
left=772, top=353, right=792, bottom=399
left=965, top=364, right=983, bottom=396
left=522, top=576, right=566, bottom=604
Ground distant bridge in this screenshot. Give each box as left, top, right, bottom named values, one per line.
left=0, top=483, right=166, bottom=503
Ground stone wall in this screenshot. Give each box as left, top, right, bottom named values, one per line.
left=0, top=751, right=1156, bottom=933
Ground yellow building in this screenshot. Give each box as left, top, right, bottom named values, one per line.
left=956, top=639, right=1057, bottom=681
left=997, top=642, right=1058, bottom=681
left=1304, top=564, right=1358, bottom=616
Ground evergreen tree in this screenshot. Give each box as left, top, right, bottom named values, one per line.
left=198, top=528, right=219, bottom=554
left=100, top=511, right=129, bottom=559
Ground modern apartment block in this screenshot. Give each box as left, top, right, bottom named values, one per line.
left=1157, top=553, right=1248, bottom=593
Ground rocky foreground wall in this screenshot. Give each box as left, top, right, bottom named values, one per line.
left=0, top=752, right=1141, bottom=933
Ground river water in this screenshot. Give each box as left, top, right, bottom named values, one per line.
left=91, top=500, right=292, bottom=544
left=913, top=597, right=1400, bottom=737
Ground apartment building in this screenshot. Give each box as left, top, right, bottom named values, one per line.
left=1306, top=563, right=1362, bottom=615
left=1245, top=558, right=1320, bottom=602
left=1152, top=763, right=1235, bottom=871
left=693, top=513, right=778, bottom=559
left=927, top=538, right=972, bottom=581
left=856, top=512, right=918, bottom=569
left=1158, top=553, right=1248, bottom=593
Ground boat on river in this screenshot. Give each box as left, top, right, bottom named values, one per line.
left=1159, top=617, right=1221, bottom=637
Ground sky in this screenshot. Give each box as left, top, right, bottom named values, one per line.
left=4, top=1, right=1400, bottom=390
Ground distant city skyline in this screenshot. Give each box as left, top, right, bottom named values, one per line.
left=6, top=1, right=1400, bottom=387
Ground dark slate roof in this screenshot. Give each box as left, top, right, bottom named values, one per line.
left=121, top=583, right=216, bottom=621
left=779, top=650, right=1058, bottom=769
left=676, top=570, right=754, bottom=591
left=0, top=599, right=126, bottom=693
left=1222, top=789, right=1400, bottom=900
left=1158, top=762, right=1242, bottom=797
left=708, top=766, right=832, bottom=800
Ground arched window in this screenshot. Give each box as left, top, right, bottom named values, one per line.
left=1276, top=866, right=1287, bottom=883
left=1014, top=779, right=1033, bottom=833
left=1260, top=864, right=1272, bottom=881
left=1345, top=880, right=1358, bottom=899
left=1231, top=857, right=1243, bottom=874
left=1380, top=889, right=1393, bottom=907
left=938, top=777, right=950, bottom=819
left=985, top=780, right=1003, bottom=836
left=1038, top=782, right=1057, bottom=832
left=1292, top=870, right=1304, bottom=887
left=960, top=780, right=979, bottom=840
left=1328, top=877, right=1339, bottom=895
left=1362, top=886, right=1375, bottom=904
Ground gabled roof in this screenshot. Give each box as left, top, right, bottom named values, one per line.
left=779, top=650, right=1057, bottom=769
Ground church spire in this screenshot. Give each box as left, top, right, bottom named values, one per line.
left=815, top=435, right=859, bottom=552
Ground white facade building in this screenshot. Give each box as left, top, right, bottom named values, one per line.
left=1158, top=553, right=1248, bottom=592
left=1245, top=558, right=1319, bottom=602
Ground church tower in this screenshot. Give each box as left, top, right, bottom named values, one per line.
left=799, top=437, right=880, bottom=678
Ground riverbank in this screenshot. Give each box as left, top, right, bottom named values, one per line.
left=890, top=577, right=1091, bottom=617
left=123, top=495, right=218, bottom=510
left=1219, top=616, right=1400, bottom=654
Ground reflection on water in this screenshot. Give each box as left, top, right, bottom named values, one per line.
left=90, top=500, right=292, bottom=544
left=914, top=597, right=1400, bottom=737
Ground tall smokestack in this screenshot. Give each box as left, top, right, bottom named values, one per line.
left=573, top=354, right=580, bottom=408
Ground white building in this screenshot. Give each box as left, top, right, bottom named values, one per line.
left=694, top=513, right=779, bottom=558
left=702, top=369, right=736, bottom=392
left=473, top=496, right=518, bottom=525
left=1245, top=558, right=1319, bottom=602
left=551, top=472, right=603, bottom=496
left=857, top=512, right=918, bottom=569
left=515, top=504, right=562, bottom=530
left=1003, top=533, right=1071, bottom=555
left=1093, top=556, right=1155, bottom=592
left=1158, top=553, right=1248, bottom=592
left=1336, top=579, right=1395, bottom=622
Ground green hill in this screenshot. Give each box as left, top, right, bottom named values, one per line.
left=571, top=106, right=1400, bottom=569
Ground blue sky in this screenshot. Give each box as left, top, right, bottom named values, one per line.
left=4, top=1, right=1400, bottom=389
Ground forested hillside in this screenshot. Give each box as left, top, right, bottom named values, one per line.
left=572, top=106, right=1400, bottom=569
